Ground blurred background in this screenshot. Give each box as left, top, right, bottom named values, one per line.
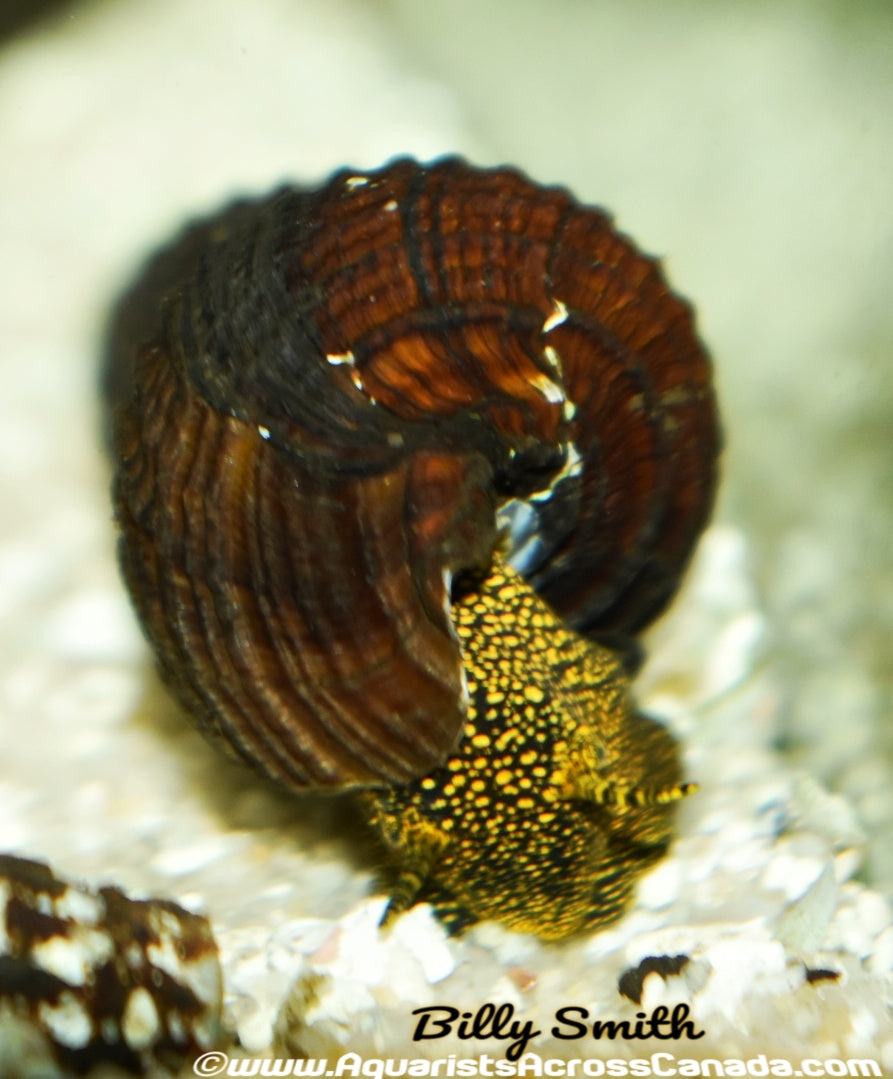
left=1, top=0, right=891, bottom=899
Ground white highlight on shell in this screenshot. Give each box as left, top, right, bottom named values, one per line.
left=542, top=344, right=562, bottom=372
left=326, top=350, right=356, bottom=366
left=442, top=568, right=470, bottom=712
left=146, top=908, right=221, bottom=1008
left=31, top=934, right=91, bottom=987
left=125, top=941, right=143, bottom=969
left=54, top=886, right=101, bottom=926
left=344, top=175, right=368, bottom=189
left=146, top=912, right=191, bottom=977
left=532, top=372, right=565, bottom=405
left=529, top=441, right=583, bottom=502
left=37, top=992, right=93, bottom=1050
left=257, top=425, right=271, bottom=440
left=345, top=366, right=378, bottom=405
left=542, top=298, right=569, bottom=333
left=69, top=924, right=114, bottom=973
left=122, top=987, right=160, bottom=1050
left=383, top=199, right=398, bottom=212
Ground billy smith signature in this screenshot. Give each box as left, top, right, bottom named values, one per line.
left=411, top=1003, right=705, bottom=1062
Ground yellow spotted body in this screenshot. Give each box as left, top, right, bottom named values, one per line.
left=363, top=560, right=690, bottom=940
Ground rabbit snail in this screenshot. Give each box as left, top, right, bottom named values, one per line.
left=103, top=157, right=720, bottom=940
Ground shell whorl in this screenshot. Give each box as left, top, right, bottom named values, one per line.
left=104, top=157, right=719, bottom=791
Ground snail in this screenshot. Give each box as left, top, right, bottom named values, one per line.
left=102, top=157, right=720, bottom=940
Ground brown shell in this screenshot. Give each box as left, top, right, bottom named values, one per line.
left=103, top=157, right=720, bottom=791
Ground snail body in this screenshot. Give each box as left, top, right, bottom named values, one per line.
left=365, top=559, right=689, bottom=939
left=103, top=157, right=719, bottom=939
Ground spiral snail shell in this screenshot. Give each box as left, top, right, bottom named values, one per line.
left=0, top=853, right=222, bottom=1074
left=103, top=157, right=719, bottom=938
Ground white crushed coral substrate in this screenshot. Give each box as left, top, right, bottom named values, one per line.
left=4, top=506, right=892, bottom=1067
left=211, top=527, right=893, bottom=1068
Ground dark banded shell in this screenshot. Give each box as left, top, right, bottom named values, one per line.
left=0, top=853, right=222, bottom=1075
left=103, top=157, right=719, bottom=791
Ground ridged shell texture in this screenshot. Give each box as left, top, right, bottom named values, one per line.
left=103, top=157, right=719, bottom=791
